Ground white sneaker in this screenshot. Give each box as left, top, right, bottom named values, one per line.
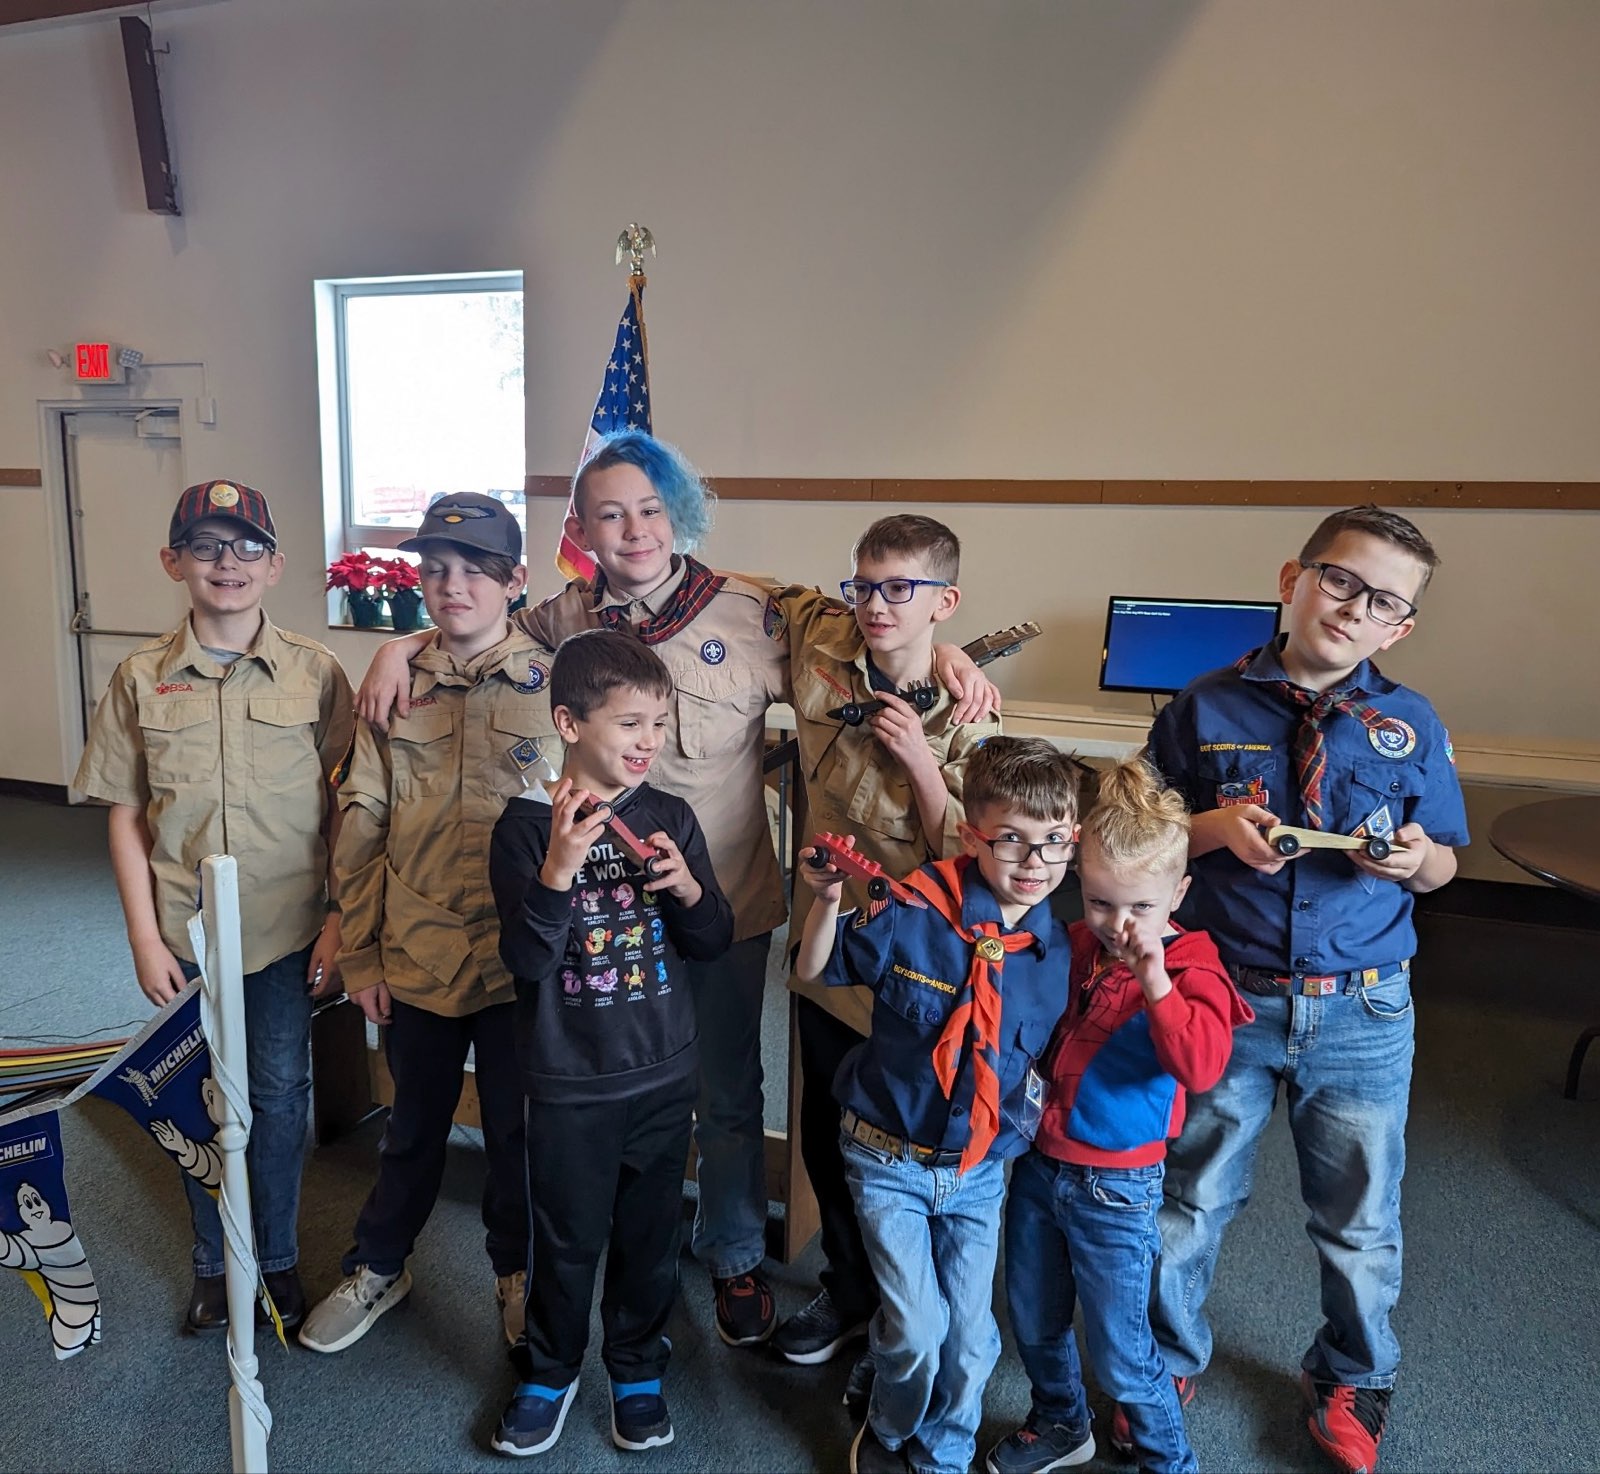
left=297, top=1265, right=412, bottom=1354
left=496, top=1270, right=526, bottom=1346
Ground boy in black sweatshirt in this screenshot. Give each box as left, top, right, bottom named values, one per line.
left=488, top=629, right=733, bottom=1458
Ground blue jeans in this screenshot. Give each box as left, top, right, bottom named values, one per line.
left=1004, top=1152, right=1196, bottom=1474
left=840, top=1130, right=1006, bottom=1474
left=1152, top=968, right=1415, bottom=1389
left=688, top=932, right=770, bottom=1279
left=181, top=943, right=313, bottom=1277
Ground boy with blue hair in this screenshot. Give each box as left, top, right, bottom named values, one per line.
left=793, top=736, right=1081, bottom=1474
left=1145, top=504, right=1468, bottom=1474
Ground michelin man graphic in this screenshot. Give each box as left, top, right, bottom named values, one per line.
left=1, top=1182, right=102, bottom=1360
left=148, top=1076, right=224, bottom=1190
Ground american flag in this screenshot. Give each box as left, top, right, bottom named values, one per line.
left=554, top=276, right=652, bottom=581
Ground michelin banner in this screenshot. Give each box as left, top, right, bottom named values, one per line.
left=0, top=1109, right=101, bottom=1359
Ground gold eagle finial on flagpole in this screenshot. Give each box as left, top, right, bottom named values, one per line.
left=615, top=223, right=656, bottom=276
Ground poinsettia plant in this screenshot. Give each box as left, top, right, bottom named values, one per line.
left=326, top=551, right=421, bottom=597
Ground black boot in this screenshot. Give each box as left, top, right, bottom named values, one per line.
left=185, top=1274, right=229, bottom=1333
left=259, top=1268, right=307, bottom=1334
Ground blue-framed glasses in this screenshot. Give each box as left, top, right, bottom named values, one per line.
left=840, top=577, right=951, bottom=606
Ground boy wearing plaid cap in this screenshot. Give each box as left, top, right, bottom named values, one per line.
left=75, top=479, right=353, bottom=1335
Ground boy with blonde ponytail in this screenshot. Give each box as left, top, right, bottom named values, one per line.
left=986, top=760, right=1253, bottom=1474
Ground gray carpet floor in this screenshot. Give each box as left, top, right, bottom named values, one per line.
left=2, top=792, right=1598, bottom=1472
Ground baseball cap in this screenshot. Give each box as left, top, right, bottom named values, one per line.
left=169, top=480, right=277, bottom=549
left=399, top=493, right=523, bottom=561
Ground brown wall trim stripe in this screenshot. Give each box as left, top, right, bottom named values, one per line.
left=0, top=468, right=43, bottom=486
left=526, top=476, right=1600, bottom=511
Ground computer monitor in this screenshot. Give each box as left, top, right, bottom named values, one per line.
left=1099, top=596, right=1282, bottom=696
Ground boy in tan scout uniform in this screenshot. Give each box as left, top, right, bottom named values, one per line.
left=356, top=432, right=999, bottom=1354
left=298, top=493, right=555, bottom=1356
left=776, top=513, right=1000, bottom=1384
left=74, top=479, right=353, bottom=1335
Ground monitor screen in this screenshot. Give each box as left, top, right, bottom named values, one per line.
left=1099, top=596, right=1282, bottom=696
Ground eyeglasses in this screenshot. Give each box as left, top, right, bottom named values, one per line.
left=1301, top=562, right=1417, bottom=626
left=176, top=535, right=273, bottom=563
left=969, top=831, right=1076, bottom=865
left=839, top=577, right=951, bottom=606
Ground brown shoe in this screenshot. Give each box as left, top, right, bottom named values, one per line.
left=260, top=1268, right=307, bottom=1334
left=185, top=1274, right=229, bottom=1333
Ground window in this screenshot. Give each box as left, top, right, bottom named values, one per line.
left=327, top=273, right=525, bottom=533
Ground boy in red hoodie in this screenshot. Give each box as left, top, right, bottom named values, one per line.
left=985, top=759, right=1252, bottom=1474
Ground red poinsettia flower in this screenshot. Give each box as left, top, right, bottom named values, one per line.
left=382, top=557, right=421, bottom=592
left=326, top=550, right=379, bottom=592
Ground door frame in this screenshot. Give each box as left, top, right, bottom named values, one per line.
left=38, top=397, right=190, bottom=799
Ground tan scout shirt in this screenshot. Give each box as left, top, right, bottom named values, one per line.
left=517, top=556, right=791, bottom=945
left=74, top=615, right=354, bottom=975
left=335, top=628, right=559, bottom=1017
left=778, top=588, right=1001, bottom=1035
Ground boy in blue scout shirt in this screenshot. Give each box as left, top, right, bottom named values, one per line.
left=793, top=737, right=1082, bottom=1474
left=1145, top=505, right=1468, bottom=1474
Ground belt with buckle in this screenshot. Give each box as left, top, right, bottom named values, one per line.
left=840, top=1109, right=963, bottom=1169
left=1229, top=961, right=1409, bottom=998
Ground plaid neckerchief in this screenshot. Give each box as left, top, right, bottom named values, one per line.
left=592, top=555, right=725, bottom=646
left=1235, top=646, right=1388, bottom=829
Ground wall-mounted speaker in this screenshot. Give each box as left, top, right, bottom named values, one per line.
left=119, top=16, right=180, bottom=216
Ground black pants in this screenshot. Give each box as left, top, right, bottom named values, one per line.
left=516, top=1074, right=697, bottom=1386
left=795, top=994, right=881, bottom=1324
left=346, top=998, right=527, bottom=1279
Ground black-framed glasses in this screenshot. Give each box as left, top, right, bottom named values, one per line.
left=969, top=831, right=1076, bottom=865
left=1301, top=562, right=1417, bottom=626
left=840, top=577, right=951, bottom=606
left=175, top=535, right=273, bottom=563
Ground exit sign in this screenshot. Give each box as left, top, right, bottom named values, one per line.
left=74, top=343, right=123, bottom=383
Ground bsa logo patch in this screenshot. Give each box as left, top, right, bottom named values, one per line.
left=207, top=483, right=239, bottom=508
left=1369, top=719, right=1417, bottom=759
left=1216, top=775, right=1269, bottom=808
left=154, top=681, right=194, bottom=695
left=763, top=597, right=788, bottom=643
left=976, top=937, right=1006, bottom=963
left=700, top=639, right=726, bottom=665
left=507, top=737, right=544, bottom=772
left=1351, top=802, right=1395, bottom=842
left=512, top=660, right=549, bottom=695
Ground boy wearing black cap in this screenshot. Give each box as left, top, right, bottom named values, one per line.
left=75, top=480, right=354, bottom=1335
left=299, top=494, right=558, bottom=1356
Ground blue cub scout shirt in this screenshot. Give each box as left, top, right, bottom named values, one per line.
left=1148, top=642, right=1470, bottom=975
left=822, top=861, right=1071, bottom=1159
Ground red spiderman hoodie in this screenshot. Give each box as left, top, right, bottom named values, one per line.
left=1033, top=922, right=1254, bottom=1168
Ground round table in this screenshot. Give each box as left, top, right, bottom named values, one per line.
left=1489, top=796, right=1600, bottom=1097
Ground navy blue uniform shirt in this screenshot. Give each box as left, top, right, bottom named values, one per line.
left=823, top=859, right=1070, bottom=1160
left=1148, top=641, right=1470, bottom=975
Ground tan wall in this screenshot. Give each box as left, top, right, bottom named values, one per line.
left=2, top=1, right=1597, bottom=785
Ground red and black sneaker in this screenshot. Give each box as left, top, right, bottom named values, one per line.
left=713, top=1269, right=776, bottom=1347
left=1302, top=1373, right=1391, bottom=1474
left=1109, top=1375, right=1196, bottom=1458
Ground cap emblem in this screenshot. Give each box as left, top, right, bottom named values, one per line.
left=209, top=483, right=240, bottom=508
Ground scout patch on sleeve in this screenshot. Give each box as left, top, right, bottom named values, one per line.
left=763, top=596, right=788, bottom=643
left=1368, top=719, right=1417, bottom=759
left=1443, top=729, right=1456, bottom=765
left=1216, top=775, right=1269, bottom=808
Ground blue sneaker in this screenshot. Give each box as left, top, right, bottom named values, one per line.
left=491, top=1380, right=579, bottom=1458
left=610, top=1379, right=674, bottom=1451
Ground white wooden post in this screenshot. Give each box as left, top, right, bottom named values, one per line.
left=194, top=854, right=271, bottom=1474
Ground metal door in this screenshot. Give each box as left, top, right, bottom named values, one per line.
left=61, top=409, right=188, bottom=788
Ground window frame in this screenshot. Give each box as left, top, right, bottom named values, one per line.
left=330, top=271, right=524, bottom=539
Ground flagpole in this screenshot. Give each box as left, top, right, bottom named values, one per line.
left=198, top=855, right=271, bottom=1474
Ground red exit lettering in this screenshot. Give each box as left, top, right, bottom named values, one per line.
left=75, top=343, right=111, bottom=380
